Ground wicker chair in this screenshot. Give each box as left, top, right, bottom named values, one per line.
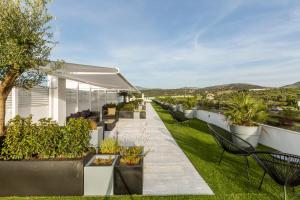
left=252, top=151, right=300, bottom=200
left=207, top=123, right=255, bottom=179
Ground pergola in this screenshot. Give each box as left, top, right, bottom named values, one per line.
left=45, top=62, right=138, bottom=124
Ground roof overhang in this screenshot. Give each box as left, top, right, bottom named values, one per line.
left=44, top=62, right=138, bottom=92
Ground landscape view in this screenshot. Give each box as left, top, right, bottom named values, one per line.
left=0, top=1, right=300, bottom=200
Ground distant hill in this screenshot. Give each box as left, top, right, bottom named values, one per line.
left=141, top=83, right=266, bottom=97
left=282, top=82, right=300, bottom=88
left=197, top=83, right=265, bottom=92
left=135, top=86, right=151, bottom=90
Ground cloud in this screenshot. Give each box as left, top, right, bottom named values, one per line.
left=50, top=1, right=300, bottom=88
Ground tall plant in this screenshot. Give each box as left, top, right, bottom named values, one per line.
left=0, top=0, right=59, bottom=135
left=224, top=93, right=267, bottom=126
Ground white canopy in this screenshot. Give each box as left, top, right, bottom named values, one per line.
left=46, top=62, right=138, bottom=91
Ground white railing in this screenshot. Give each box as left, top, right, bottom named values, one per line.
left=193, top=109, right=300, bottom=156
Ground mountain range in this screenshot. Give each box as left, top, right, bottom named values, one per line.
left=136, top=81, right=300, bottom=97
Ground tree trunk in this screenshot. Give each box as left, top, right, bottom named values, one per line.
left=0, top=94, right=7, bottom=136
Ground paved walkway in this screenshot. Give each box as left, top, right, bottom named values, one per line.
left=117, top=103, right=213, bottom=195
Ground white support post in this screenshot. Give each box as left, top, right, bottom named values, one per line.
left=11, top=87, right=18, bottom=117
left=48, top=75, right=66, bottom=125
left=76, top=82, right=79, bottom=112
left=89, top=86, right=92, bottom=110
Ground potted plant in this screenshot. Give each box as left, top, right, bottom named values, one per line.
left=224, top=93, right=267, bottom=147
left=99, top=138, right=120, bottom=155
left=88, top=120, right=103, bottom=152
left=0, top=116, right=93, bottom=196
left=114, top=146, right=146, bottom=195
left=118, top=103, right=135, bottom=119
left=84, top=154, right=117, bottom=195
left=140, top=110, right=146, bottom=119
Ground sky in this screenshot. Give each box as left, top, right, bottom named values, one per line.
left=49, top=0, right=300, bottom=89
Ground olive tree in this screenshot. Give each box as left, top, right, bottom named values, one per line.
left=0, top=0, right=56, bottom=135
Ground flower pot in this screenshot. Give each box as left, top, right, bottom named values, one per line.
left=184, top=110, right=194, bottom=119
left=118, top=111, right=134, bottom=119
left=113, top=157, right=143, bottom=195
left=134, top=111, right=140, bottom=119
left=84, top=155, right=117, bottom=196
left=230, top=125, right=261, bottom=147
left=140, top=111, right=146, bottom=119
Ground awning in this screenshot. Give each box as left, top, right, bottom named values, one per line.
left=45, top=62, right=138, bottom=91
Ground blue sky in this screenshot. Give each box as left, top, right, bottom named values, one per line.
left=49, top=0, right=300, bottom=88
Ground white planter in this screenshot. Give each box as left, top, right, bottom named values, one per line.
left=84, top=155, right=117, bottom=196
left=134, top=111, right=140, bottom=119
left=89, top=126, right=104, bottom=152
left=230, top=125, right=261, bottom=148
left=104, top=127, right=117, bottom=139
left=177, top=104, right=183, bottom=112
left=184, top=110, right=194, bottom=119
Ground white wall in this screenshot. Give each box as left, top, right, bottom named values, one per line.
left=194, top=110, right=300, bottom=156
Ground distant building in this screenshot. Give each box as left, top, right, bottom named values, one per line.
left=206, top=93, right=215, bottom=100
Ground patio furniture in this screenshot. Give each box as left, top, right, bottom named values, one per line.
left=207, top=123, right=255, bottom=179
left=104, top=119, right=117, bottom=132
left=252, top=151, right=300, bottom=200
left=103, top=105, right=118, bottom=121
left=66, top=109, right=100, bottom=124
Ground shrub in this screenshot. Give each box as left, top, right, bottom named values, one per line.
left=59, top=118, right=90, bottom=158
left=88, top=119, right=98, bottom=130
left=170, top=110, right=187, bottom=122
left=99, top=138, right=120, bottom=154
left=224, top=93, right=267, bottom=126
left=1, top=116, right=90, bottom=160
left=118, top=103, right=135, bottom=111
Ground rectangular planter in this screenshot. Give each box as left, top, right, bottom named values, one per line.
left=118, top=111, right=134, bottom=119
left=134, top=111, right=140, bottom=119
left=140, top=111, right=146, bottom=119
left=89, top=126, right=104, bottom=151
left=114, top=157, right=143, bottom=195
left=104, top=127, right=118, bottom=140
left=0, top=153, right=94, bottom=196
left=84, top=155, right=117, bottom=196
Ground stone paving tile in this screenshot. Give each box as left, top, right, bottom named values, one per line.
left=117, top=103, right=214, bottom=195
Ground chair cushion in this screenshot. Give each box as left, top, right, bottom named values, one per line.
left=107, top=107, right=116, bottom=116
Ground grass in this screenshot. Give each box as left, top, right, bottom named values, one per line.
left=1, top=104, right=299, bottom=200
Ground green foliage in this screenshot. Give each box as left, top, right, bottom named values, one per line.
left=1, top=116, right=90, bottom=160
left=119, top=146, right=146, bottom=166
left=118, top=102, right=135, bottom=111
left=224, top=93, right=268, bottom=126
left=0, top=0, right=58, bottom=89
left=60, top=118, right=90, bottom=158
left=99, top=138, right=120, bottom=154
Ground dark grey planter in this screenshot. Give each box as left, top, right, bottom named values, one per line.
left=114, top=157, right=143, bottom=195
left=0, top=153, right=94, bottom=196
left=140, top=111, right=146, bottom=119
left=118, top=111, right=134, bottom=119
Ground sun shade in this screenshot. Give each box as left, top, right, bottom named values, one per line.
left=45, top=62, right=138, bottom=91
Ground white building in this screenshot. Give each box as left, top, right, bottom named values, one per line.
left=5, top=62, right=138, bottom=125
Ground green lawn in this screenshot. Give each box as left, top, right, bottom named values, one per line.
left=1, top=104, right=299, bottom=200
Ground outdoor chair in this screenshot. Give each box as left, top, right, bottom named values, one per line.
left=207, top=123, right=256, bottom=179
left=252, top=151, right=300, bottom=200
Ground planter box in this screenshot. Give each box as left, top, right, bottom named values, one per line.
left=118, top=111, right=134, bottom=119
left=0, top=153, right=94, bottom=196
left=230, top=125, right=261, bottom=148
left=84, top=155, right=117, bottom=196
left=89, top=126, right=104, bottom=151
left=114, top=157, right=143, bottom=195
left=134, top=111, right=140, bottom=119
left=140, top=111, right=146, bottom=119
left=104, top=127, right=118, bottom=139
left=184, top=110, right=195, bottom=119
